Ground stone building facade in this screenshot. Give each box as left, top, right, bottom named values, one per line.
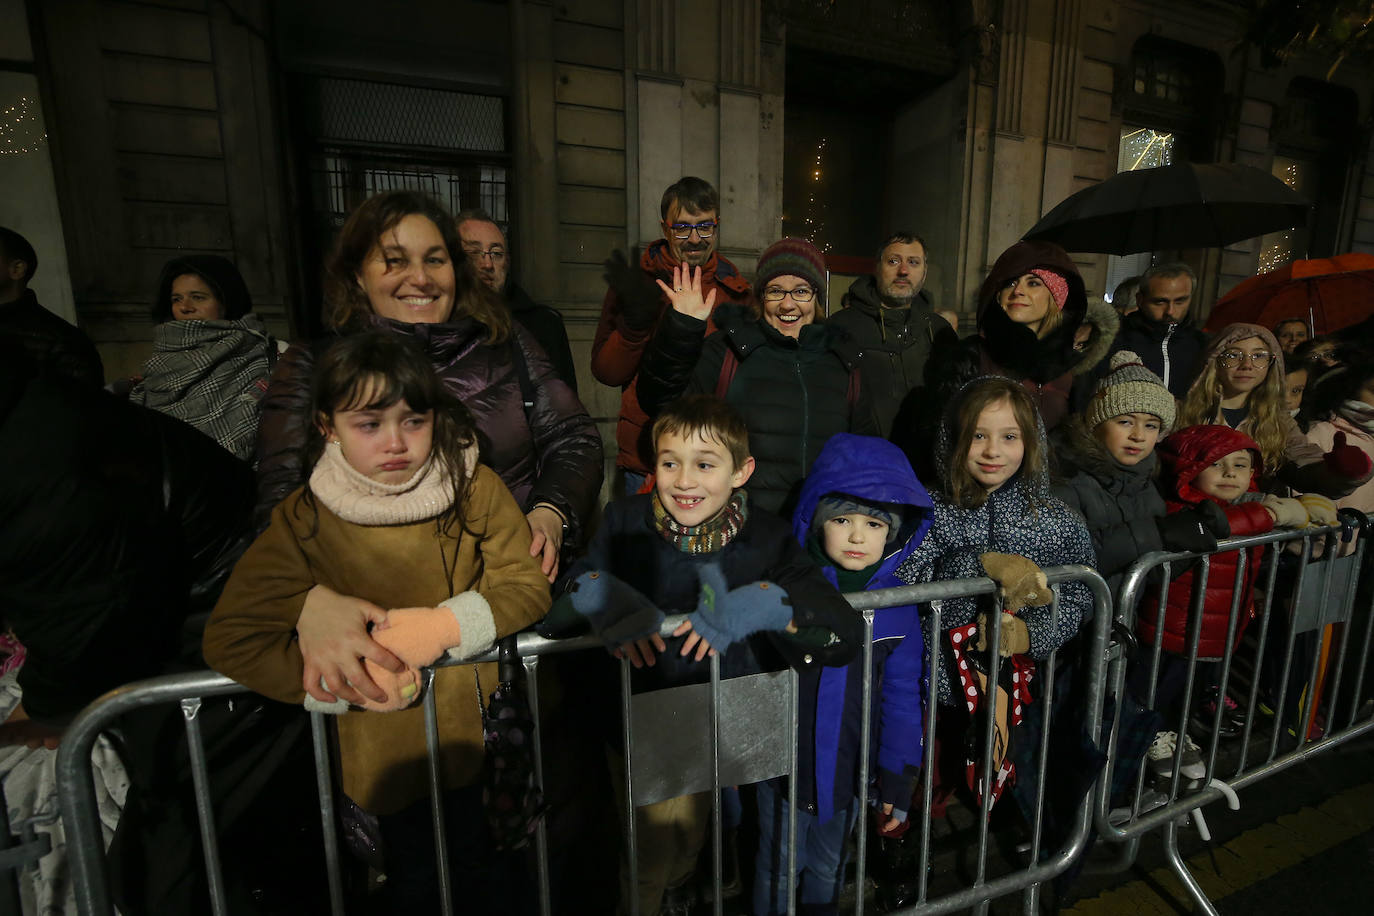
left=10, top=0, right=1374, bottom=478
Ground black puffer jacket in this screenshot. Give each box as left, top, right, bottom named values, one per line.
left=253, top=314, right=602, bottom=537
left=0, top=343, right=253, bottom=722
left=1108, top=310, right=1209, bottom=400
left=637, top=303, right=878, bottom=515
left=508, top=281, right=578, bottom=394
left=832, top=276, right=957, bottom=437
left=1050, top=416, right=1167, bottom=592
left=0, top=290, right=104, bottom=386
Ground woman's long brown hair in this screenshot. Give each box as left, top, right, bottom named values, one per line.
left=323, top=190, right=510, bottom=344
left=1178, top=347, right=1287, bottom=473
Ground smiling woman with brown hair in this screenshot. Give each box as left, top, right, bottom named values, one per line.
left=1177, top=322, right=1371, bottom=497
left=252, top=190, right=601, bottom=708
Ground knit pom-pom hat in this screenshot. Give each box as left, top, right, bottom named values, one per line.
left=811, top=494, right=905, bottom=544
left=754, top=237, right=828, bottom=309
left=1085, top=350, right=1177, bottom=433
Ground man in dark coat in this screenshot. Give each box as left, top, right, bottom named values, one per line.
left=1106, top=262, right=1209, bottom=399
left=592, top=176, right=754, bottom=494
left=456, top=208, right=579, bottom=392
left=831, top=231, right=957, bottom=438
left=0, top=226, right=103, bottom=386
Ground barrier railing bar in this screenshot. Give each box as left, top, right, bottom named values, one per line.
left=521, top=654, right=553, bottom=916
left=179, top=698, right=228, bottom=916
left=1346, top=563, right=1374, bottom=731
left=1023, top=586, right=1063, bottom=916
left=1268, top=537, right=1312, bottom=764
left=1296, top=544, right=1340, bottom=744
left=1202, top=548, right=1248, bottom=783
left=1129, top=561, right=1172, bottom=817
left=1162, top=819, right=1221, bottom=916
left=1317, top=532, right=1361, bottom=737
left=969, top=591, right=1006, bottom=916
left=57, top=670, right=245, bottom=916
left=307, top=711, right=346, bottom=916
left=421, top=668, right=454, bottom=916
left=916, top=600, right=943, bottom=906
left=786, top=666, right=799, bottom=916
left=853, top=609, right=876, bottom=916
left=1235, top=542, right=1282, bottom=777
left=708, top=651, right=723, bottom=916
left=619, top=657, right=638, bottom=916
left=1168, top=555, right=1211, bottom=801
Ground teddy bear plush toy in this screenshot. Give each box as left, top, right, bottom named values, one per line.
left=974, top=552, right=1052, bottom=657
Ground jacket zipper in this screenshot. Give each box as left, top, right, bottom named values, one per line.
left=1161, top=323, right=1175, bottom=390
left=796, top=353, right=809, bottom=473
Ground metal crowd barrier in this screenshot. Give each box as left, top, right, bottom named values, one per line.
left=55, top=565, right=1113, bottom=916
left=1093, top=513, right=1374, bottom=915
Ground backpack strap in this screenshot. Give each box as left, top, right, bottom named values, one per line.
left=714, top=347, right=740, bottom=399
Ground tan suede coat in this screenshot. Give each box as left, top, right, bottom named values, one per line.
left=204, top=465, right=550, bottom=814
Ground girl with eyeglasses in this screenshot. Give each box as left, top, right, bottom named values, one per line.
left=1177, top=322, right=1371, bottom=497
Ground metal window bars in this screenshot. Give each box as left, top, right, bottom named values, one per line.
left=45, top=525, right=1370, bottom=915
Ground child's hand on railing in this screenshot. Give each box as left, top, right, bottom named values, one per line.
left=1261, top=494, right=1309, bottom=528
left=978, top=552, right=1052, bottom=612
left=567, top=571, right=665, bottom=656
left=1298, top=492, right=1338, bottom=527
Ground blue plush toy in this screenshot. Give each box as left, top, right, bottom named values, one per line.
left=688, top=562, right=793, bottom=649
left=567, top=570, right=665, bottom=647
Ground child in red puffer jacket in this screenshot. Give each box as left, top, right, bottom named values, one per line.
left=1133, top=424, right=1309, bottom=778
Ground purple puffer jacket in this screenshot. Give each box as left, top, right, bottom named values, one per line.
left=253, top=314, right=603, bottom=539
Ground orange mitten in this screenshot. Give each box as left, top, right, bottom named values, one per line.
left=358, top=606, right=465, bottom=712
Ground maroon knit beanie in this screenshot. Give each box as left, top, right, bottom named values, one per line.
left=754, top=238, right=828, bottom=309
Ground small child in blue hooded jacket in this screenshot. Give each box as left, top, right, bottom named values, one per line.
left=752, top=432, right=933, bottom=916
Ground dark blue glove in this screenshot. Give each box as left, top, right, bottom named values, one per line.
left=687, top=562, right=793, bottom=650
left=568, top=571, right=664, bottom=648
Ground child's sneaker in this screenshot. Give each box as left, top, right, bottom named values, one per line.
left=1147, top=730, right=1206, bottom=780
left=1192, top=690, right=1243, bottom=739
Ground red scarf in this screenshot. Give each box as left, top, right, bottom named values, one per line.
left=639, top=240, right=752, bottom=298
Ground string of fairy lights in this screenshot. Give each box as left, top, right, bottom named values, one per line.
left=0, top=96, right=47, bottom=155
left=801, top=137, right=831, bottom=252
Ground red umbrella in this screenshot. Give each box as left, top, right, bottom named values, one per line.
left=1207, top=253, right=1374, bottom=334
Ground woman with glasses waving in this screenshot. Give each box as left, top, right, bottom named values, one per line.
left=635, top=237, right=879, bottom=515
left=1177, top=323, right=1372, bottom=496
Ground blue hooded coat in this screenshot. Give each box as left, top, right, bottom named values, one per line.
left=791, top=433, right=933, bottom=822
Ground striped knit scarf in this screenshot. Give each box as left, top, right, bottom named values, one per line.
left=652, top=490, right=748, bottom=554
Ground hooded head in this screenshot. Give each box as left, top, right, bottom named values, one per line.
left=153, top=255, right=253, bottom=323
left=1156, top=424, right=1264, bottom=507
left=977, top=240, right=1088, bottom=338
left=792, top=433, right=933, bottom=574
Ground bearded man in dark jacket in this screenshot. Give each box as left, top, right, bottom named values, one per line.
left=831, top=231, right=957, bottom=438
left=1106, top=262, right=1209, bottom=399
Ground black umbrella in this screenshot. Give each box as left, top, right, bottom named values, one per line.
left=1023, top=161, right=1309, bottom=255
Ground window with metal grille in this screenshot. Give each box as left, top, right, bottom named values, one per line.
left=288, top=74, right=512, bottom=333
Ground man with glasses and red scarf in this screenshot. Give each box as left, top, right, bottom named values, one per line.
left=594, top=176, right=754, bottom=495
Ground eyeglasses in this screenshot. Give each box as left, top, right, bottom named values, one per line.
left=1216, top=349, right=1273, bottom=368
left=762, top=286, right=815, bottom=303
left=462, top=245, right=507, bottom=263
left=669, top=221, right=717, bottom=240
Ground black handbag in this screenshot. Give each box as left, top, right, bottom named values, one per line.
left=474, top=636, right=547, bottom=851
